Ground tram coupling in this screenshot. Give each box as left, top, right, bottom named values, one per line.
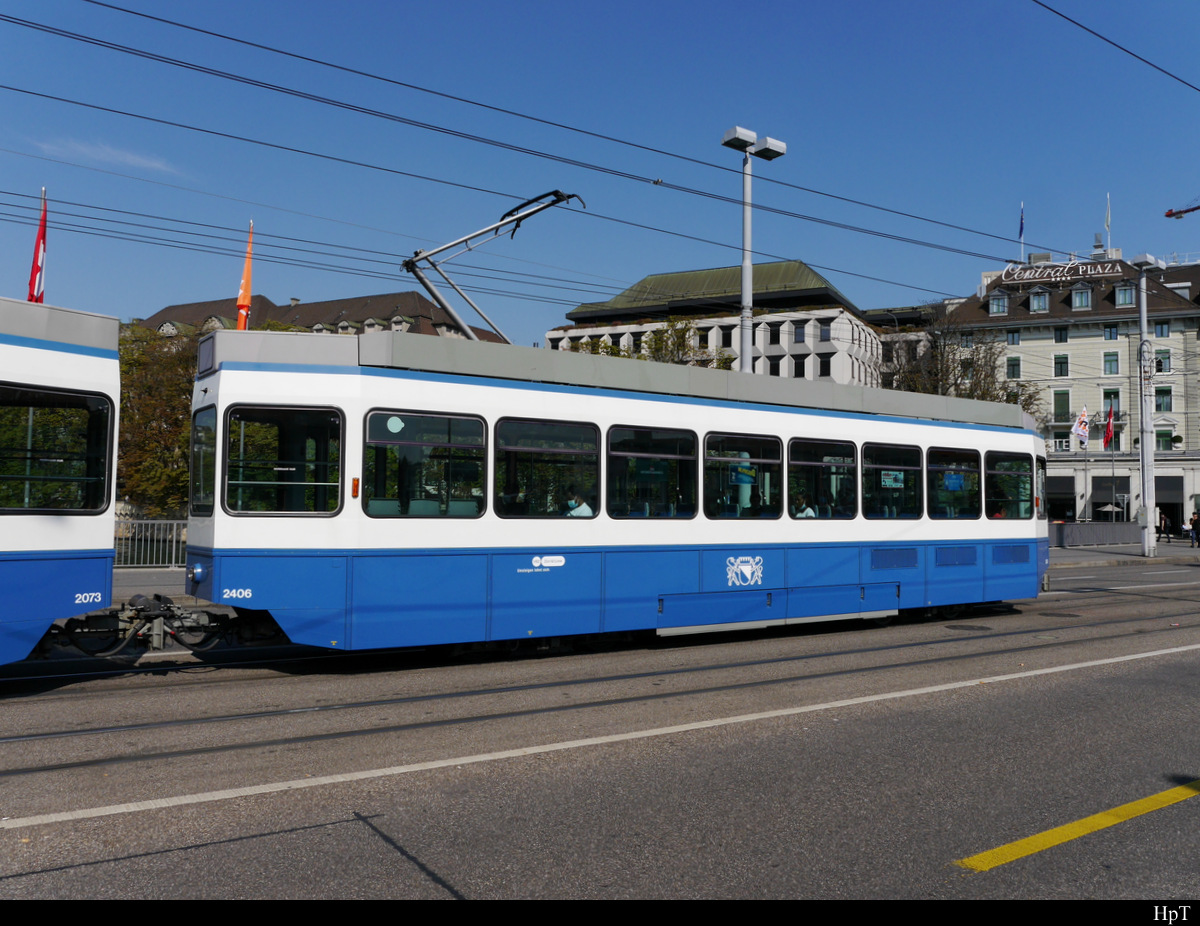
left=53, top=593, right=234, bottom=658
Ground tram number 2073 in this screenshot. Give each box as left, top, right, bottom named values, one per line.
left=221, top=588, right=254, bottom=600
left=74, top=592, right=104, bottom=605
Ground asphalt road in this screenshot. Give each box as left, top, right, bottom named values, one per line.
left=2, top=560, right=1199, bottom=899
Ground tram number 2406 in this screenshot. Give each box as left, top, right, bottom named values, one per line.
left=222, top=588, right=254, bottom=600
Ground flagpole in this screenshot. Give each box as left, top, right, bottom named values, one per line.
left=1019, top=202, right=1025, bottom=264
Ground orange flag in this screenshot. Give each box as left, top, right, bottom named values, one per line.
left=236, top=220, right=253, bottom=330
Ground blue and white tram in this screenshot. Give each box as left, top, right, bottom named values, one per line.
left=0, top=297, right=120, bottom=664
left=185, top=330, right=1048, bottom=652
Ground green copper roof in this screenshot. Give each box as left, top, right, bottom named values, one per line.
left=568, top=260, right=857, bottom=322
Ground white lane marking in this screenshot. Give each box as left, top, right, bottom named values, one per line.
left=1145, top=570, right=1190, bottom=575
left=6, top=642, right=1200, bottom=831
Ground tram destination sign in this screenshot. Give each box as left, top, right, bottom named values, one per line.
left=1001, top=260, right=1124, bottom=284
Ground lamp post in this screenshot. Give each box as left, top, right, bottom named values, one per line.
left=721, top=127, right=786, bottom=374
left=1132, top=253, right=1162, bottom=556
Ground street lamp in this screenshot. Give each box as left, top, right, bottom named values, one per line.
left=722, top=127, right=786, bottom=373
left=1132, top=252, right=1164, bottom=556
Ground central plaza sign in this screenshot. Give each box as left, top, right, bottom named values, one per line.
left=1000, top=260, right=1125, bottom=284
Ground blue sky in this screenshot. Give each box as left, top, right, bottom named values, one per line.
left=4, top=0, right=1200, bottom=347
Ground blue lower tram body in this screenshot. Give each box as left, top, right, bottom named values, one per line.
left=190, top=539, right=1050, bottom=651
left=0, top=549, right=114, bottom=665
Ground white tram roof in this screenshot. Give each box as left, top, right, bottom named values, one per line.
left=199, top=329, right=1035, bottom=431
left=0, top=296, right=119, bottom=355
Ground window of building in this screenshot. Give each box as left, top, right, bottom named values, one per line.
left=767, top=324, right=780, bottom=346
left=1115, top=283, right=1136, bottom=307
left=818, top=355, right=832, bottom=377
left=1103, top=390, right=1120, bottom=417
left=793, top=324, right=806, bottom=344
left=1053, top=391, right=1071, bottom=423
left=1007, top=330, right=1020, bottom=346
left=721, top=327, right=734, bottom=349
left=882, top=343, right=894, bottom=363
left=1072, top=286, right=1092, bottom=310
left=1006, top=357, right=1021, bottom=379
left=1104, top=352, right=1119, bottom=375
left=989, top=291, right=1008, bottom=316
left=1156, top=387, right=1173, bottom=412
left=364, top=412, right=485, bottom=518
left=960, top=332, right=973, bottom=348
left=961, top=359, right=974, bottom=381
left=494, top=419, right=598, bottom=518
left=1029, top=290, right=1049, bottom=313
left=819, top=323, right=832, bottom=342
left=1156, top=349, right=1171, bottom=373
left=1104, top=324, right=1119, bottom=340
left=1054, top=354, right=1069, bottom=377
left=1054, top=327, right=1069, bottom=343
left=1157, top=430, right=1174, bottom=452
left=606, top=427, right=697, bottom=519
left=794, top=355, right=806, bottom=378
left=1155, top=321, right=1171, bottom=338
left=882, top=372, right=895, bottom=389
left=768, top=357, right=780, bottom=376
left=704, top=434, right=781, bottom=519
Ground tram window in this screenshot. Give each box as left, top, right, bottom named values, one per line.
left=788, top=438, right=856, bottom=519
left=606, top=426, right=697, bottom=518
left=363, top=411, right=484, bottom=518
left=704, top=433, right=781, bottom=519
left=863, top=443, right=922, bottom=519
left=926, top=448, right=980, bottom=519
left=224, top=406, right=342, bottom=514
left=985, top=452, right=1033, bottom=519
left=190, top=406, right=217, bottom=517
left=0, top=383, right=111, bottom=513
left=495, top=419, right=598, bottom=518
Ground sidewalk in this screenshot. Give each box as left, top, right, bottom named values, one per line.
left=1049, top=540, right=1200, bottom=569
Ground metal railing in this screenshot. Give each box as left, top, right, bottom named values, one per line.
left=115, top=516, right=187, bottom=567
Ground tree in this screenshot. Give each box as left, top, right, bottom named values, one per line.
left=889, top=311, right=1040, bottom=417
left=118, top=325, right=199, bottom=517
left=570, top=317, right=733, bottom=369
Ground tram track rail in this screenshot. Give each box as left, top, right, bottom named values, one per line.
left=2, top=603, right=1198, bottom=781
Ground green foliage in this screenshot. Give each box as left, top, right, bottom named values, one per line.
left=891, top=314, right=1041, bottom=417
left=118, top=325, right=198, bottom=517
left=569, top=317, right=732, bottom=369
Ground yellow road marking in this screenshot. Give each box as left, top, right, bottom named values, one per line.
left=957, top=778, right=1200, bottom=872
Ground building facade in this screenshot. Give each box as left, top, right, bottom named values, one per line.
left=945, top=251, right=1200, bottom=528
left=547, top=260, right=881, bottom=387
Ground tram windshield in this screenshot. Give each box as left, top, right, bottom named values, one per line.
left=0, top=383, right=111, bottom=513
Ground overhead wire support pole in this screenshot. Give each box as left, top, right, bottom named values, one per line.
left=402, top=190, right=584, bottom=344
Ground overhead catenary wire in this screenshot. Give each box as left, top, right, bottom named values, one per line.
left=0, top=13, right=1064, bottom=264
left=0, top=94, right=962, bottom=300
left=75, top=0, right=1066, bottom=256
